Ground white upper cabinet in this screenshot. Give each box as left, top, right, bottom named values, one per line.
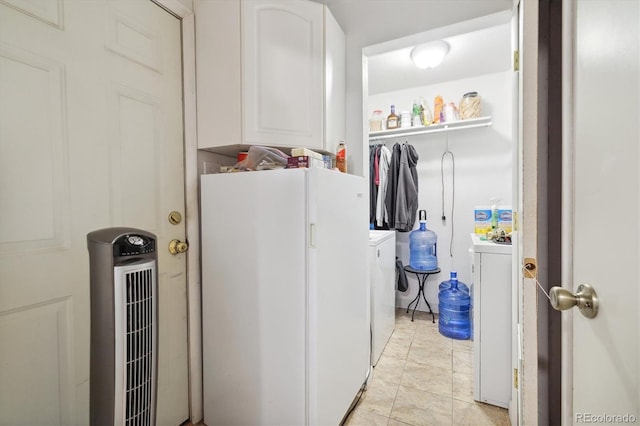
left=243, top=0, right=322, bottom=148
left=323, top=5, right=346, bottom=156
left=195, top=0, right=345, bottom=154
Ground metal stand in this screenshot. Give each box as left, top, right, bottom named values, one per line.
left=403, top=266, right=441, bottom=323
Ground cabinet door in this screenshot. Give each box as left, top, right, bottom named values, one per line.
left=242, top=0, right=323, bottom=148
left=477, top=252, right=512, bottom=408
left=324, top=6, right=346, bottom=154
left=195, top=0, right=242, bottom=149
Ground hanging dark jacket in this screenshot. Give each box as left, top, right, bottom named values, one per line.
left=384, top=143, right=402, bottom=229
left=394, top=144, right=419, bottom=232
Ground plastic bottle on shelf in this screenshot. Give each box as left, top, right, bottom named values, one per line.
left=400, top=111, right=412, bottom=128
left=369, top=110, right=384, bottom=132
left=438, top=273, right=471, bottom=340
left=443, top=102, right=458, bottom=122
left=438, top=271, right=469, bottom=294
left=386, top=105, right=399, bottom=129
left=412, top=100, right=423, bottom=127
left=433, top=96, right=444, bottom=123
left=420, top=97, right=433, bottom=126
left=336, top=141, right=347, bottom=173
left=409, top=210, right=438, bottom=270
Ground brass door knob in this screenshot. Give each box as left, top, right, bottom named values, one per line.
left=169, top=239, right=189, bottom=255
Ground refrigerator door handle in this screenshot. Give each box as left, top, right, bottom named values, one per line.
left=309, top=223, right=316, bottom=247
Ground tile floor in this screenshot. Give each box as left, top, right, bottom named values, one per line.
left=344, top=308, right=510, bottom=426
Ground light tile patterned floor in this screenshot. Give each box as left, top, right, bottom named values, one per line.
left=344, top=309, right=510, bottom=426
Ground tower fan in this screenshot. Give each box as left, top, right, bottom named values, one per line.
left=87, top=228, right=158, bottom=425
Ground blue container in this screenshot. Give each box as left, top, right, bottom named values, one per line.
left=438, top=274, right=471, bottom=340
left=409, top=210, right=437, bottom=270
left=439, top=271, right=469, bottom=294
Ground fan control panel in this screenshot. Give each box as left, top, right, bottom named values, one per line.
left=113, top=234, right=156, bottom=257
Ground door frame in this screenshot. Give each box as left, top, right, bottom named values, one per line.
left=151, top=0, right=202, bottom=422
left=520, top=0, right=543, bottom=424
left=510, top=1, right=521, bottom=424
left=560, top=0, right=575, bottom=424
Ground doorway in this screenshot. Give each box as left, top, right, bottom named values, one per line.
left=359, top=9, right=520, bottom=425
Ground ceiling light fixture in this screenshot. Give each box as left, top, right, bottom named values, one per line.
left=410, top=40, right=450, bottom=69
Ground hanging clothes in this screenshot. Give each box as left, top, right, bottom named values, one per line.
left=374, top=145, right=380, bottom=186
left=384, top=143, right=402, bottom=229
left=375, top=145, right=391, bottom=227
left=370, top=141, right=418, bottom=231
left=369, top=145, right=378, bottom=225
left=394, top=143, right=419, bottom=232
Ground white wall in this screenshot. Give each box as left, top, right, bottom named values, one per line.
left=368, top=71, right=513, bottom=311
left=336, top=3, right=511, bottom=178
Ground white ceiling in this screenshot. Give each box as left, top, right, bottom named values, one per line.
left=310, top=0, right=514, bottom=94
left=366, top=23, right=512, bottom=94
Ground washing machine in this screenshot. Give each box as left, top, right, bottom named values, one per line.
left=368, top=230, right=396, bottom=366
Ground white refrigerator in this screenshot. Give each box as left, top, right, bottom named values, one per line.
left=201, top=167, right=370, bottom=426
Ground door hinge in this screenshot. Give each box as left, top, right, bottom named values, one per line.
left=513, top=50, right=520, bottom=71
left=514, top=368, right=519, bottom=389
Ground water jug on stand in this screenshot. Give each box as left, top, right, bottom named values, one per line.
left=409, top=210, right=438, bottom=271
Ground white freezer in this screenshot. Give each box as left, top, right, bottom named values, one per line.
left=201, top=168, right=369, bottom=426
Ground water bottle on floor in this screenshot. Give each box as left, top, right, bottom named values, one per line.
left=439, top=271, right=469, bottom=294
left=438, top=272, right=471, bottom=340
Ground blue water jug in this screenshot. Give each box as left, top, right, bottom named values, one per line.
left=409, top=210, right=437, bottom=270
left=438, top=274, right=471, bottom=340
left=439, top=271, right=469, bottom=294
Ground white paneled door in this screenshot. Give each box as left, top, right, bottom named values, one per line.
left=564, top=0, right=639, bottom=423
left=0, top=1, right=189, bottom=425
